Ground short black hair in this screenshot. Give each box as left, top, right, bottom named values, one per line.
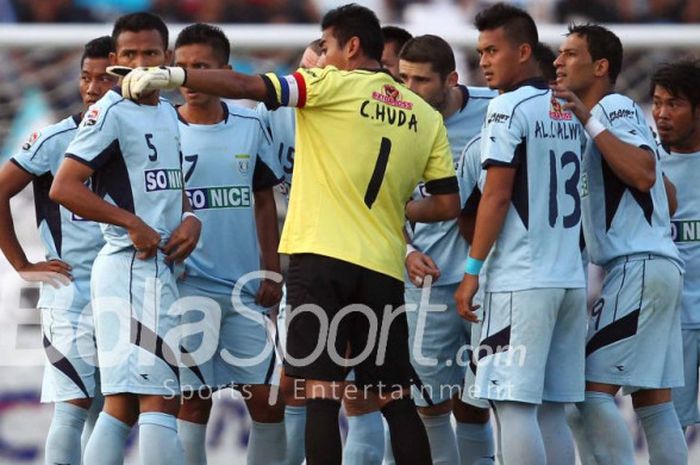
left=112, top=12, right=169, bottom=50
left=321, top=3, right=383, bottom=62
left=399, top=35, right=455, bottom=80
left=175, top=23, right=230, bottom=65
left=307, top=38, right=323, bottom=56
left=533, top=42, right=556, bottom=82
left=567, top=23, right=622, bottom=85
left=382, top=26, right=412, bottom=52
left=81, top=36, right=114, bottom=68
left=650, top=59, right=700, bottom=110
left=474, top=3, right=538, bottom=48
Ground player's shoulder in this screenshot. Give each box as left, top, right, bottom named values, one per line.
left=594, top=93, right=641, bottom=124
left=78, top=88, right=127, bottom=128
left=465, top=85, right=498, bottom=101
left=488, top=80, right=549, bottom=117
left=20, top=114, right=80, bottom=155
left=223, top=101, right=269, bottom=134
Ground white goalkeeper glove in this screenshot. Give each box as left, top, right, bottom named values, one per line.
left=107, top=66, right=187, bottom=100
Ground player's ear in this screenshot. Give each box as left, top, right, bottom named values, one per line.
left=518, top=43, right=532, bottom=65
left=346, top=36, right=361, bottom=61
left=593, top=58, right=609, bottom=79
left=446, top=70, right=458, bottom=87
left=165, top=49, right=173, bottom=66
left=224, top=63, right=233, bottom=71
left=109, top=52, right=118, bottom=66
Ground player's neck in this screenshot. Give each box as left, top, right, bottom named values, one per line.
left=347, top=56, right=381, bottom=71
left=441, top=86, right=464, bottom=120
left=581, top=80, right=613, bottom=111
left=136, top=90, right=160, bottom=106
left=670, top=130, right=700, bottom=154
left=179, top=100, right=225, bottom=125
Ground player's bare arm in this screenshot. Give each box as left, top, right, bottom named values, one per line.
left=404, top=226, right=441, bottom=287
left=0, top=161, right=72, bottom=286
left=454, top=166, right=515, bottom=322
left=50, top=158, right=161, bottom=259
left=162, top=190, right=201, bottom=264
left=253, top=187, right=282, bottom=307
left=553, top=84, right=656, bottom=192
left=405, top=192, right=460, bottom=223
left=663, top=174, right=678, bottom=216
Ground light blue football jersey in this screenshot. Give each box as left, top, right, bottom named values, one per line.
left=457, top=135, right=485, bottom=212
left=581, top=93, right=681, bottom=269
left=255, top=103, right=293, bottom=199
left=406, top=86, right=495, bottom=286
left=65, top=89, right=183, bottom=254
left=660, top=145, right=700, bottom=328
left=11, top=115, right=105, bottom=310
left=179, top=102, right=281, bottom=299
left=480, top=79, right=586, bottom=292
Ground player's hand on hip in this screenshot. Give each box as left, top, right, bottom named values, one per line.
left=162, top=215, right=201, bottom=264
left=17, top=260, right=73, bottom=288
left=127, top=216, right=161, bottom=260
left=455, top=274, right=480, bottom=323
left=405, top=250, right=440, bottom=287
left=256, top=279, right=283, bottom=308
left=107, top=66, right=187, bottom=100
left=550, top=84, right=592, bottom=123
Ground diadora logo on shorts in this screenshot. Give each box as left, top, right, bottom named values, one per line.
left=235, top=154, right=250, bottom=175
left=82, top=108, right=100, bottom=127
left=144, top=169, right=183, bottom=192
left=549, top=98, right=572, bottom=121
left=671, top=220, right=700, bottom=243
left=186, top=185, right=252, bottom=210
left=22, top=131, right=41, bottom=151
left=372, top=84, right=413, bottom=110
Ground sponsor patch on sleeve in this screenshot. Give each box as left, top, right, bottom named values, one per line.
left=22, top=131, right=41, bottom=151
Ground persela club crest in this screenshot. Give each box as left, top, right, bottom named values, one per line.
left=372, top=84, right=413, bottom=110
left=549, top=97, right=572, bottom=121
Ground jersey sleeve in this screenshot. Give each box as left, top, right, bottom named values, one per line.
left=260, top=66, right=338, bottom=110
left=480, top=96, right=524, bottom=168
left=253, top=126, right=283, bottom=192
left=457, top=136, right=483, bottom=213
left=65, top=102, right=120, bottom=171
left=593, top=99, right=654, bottom=151
left=422, top=121, right=458, bottom=195
left=11, top=129, right=55, bottom=176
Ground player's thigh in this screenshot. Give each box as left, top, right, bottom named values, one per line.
left=215, top=298, right=277, bottom=388
left=474, top=289, right=564, bottom=404
left=91, top=250, right=181, bottom=396
left=40, top=305, right=98, bottom=403
left=405, top=283, right=469, bottom=407
left=543, top=287, right=587, bottom=403
left=672, top=329, right=700, bottom=427
left=284, top=254, right=358, bottom=382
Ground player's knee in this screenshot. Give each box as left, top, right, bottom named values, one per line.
left=139, top=394, right=181, bottom=417
left=66, top=397, right=92, bottom=411
left=103, top=394, right=140, bottom=426
left=280, top=372, right=305, bottom=405
left=417, top=399, right=452, bottom=417
left=245, top=385, right=285, bottom=422
left=631, top=388, right=672, bottom=408
left=453, top=400, right=490, bottom=423
left=178, top=396, right=213, bottom=423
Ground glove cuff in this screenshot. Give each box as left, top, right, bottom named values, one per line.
left=169, top=67, right=187, bottom=88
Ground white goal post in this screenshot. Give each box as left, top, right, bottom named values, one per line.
left=0, top=23, right=699, bottom=50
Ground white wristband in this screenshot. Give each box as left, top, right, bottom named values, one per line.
left=406, top=244, right=418, bottom=258
left=182, top=211, right=200, bottom=222
left=585, top=116, right=606, bottom=139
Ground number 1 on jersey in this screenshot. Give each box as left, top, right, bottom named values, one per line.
left=364, top=137, right=392, bottom=209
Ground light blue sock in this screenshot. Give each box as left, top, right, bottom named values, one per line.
left=284, top=406, right=306, bottom=465
left=636, top=402, right=688, bottom=465
left=565, top=403, right=598, bottom=465
left=492, top=401, right=545, bottom=465
left=81, top=395, right=103, bottom=456
left=537, top=402, right=575, bottom=465
left=419, top=413, right=459, bottom=465
left=383, top=417, right=395, bottom=465
left=45, top=402, right=88, bottom=465
left=343, top=411, right=384, bottom=465
left=577, top=392, right=635, bottom=465
left=139, top=412, right=185, bottom=465
left=83, top=412, right=131, bottom=465
left=177, top=419, right=207, bottom=465
left=247, top=421, right=286, bottom=465
left=456, top=421, right=495, bottom=465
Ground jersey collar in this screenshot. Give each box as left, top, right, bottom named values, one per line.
left=458, top=84, right=469, bottom=112
left=176, top=101, right=229, bottom=125
left=504, top=77, right=549, bottom=93
left=71, top=113, right=82, bottom=126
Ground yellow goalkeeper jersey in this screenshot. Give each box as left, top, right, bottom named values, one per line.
left=262, top=66, right=457, bottom=280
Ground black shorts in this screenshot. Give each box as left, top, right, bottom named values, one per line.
left=283, top=253, right=416, bottom=391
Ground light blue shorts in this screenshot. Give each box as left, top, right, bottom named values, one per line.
left=405, top=283, right=486, bottom=408
left=91, top=249, right=182, bottom=396
left=178, top=280, right=277, bottom=391
left=40, top=304, right=98, bottom=403
left=475, top=288, right=587, bottom=404
left=586, top=254, right=683, bottom=391
left=673, top=329, right=700, bottom=427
